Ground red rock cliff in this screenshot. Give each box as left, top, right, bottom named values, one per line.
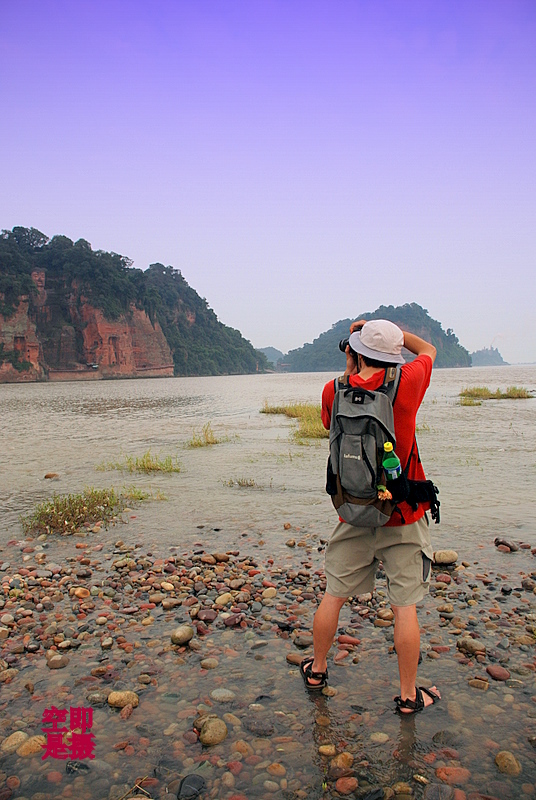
left=0, top=272, right=174, bottom=382
left=75, top=303, right=174, bottom=378
left=0, top=297, right=45, bottom=382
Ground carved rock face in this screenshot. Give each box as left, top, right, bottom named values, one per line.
left=0, top=293, right=174, bottom=382
left=0, top=298, right=45, bottom=381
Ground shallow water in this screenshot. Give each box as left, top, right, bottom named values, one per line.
left=1, top=365, right=535, bottom=556
left=1, top=365, right=536, bottom=800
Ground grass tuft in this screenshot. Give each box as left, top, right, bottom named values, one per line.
left=122, top=486, right=152, bottom=502
left=21, top=486, right=148, bottom=535
left=187, top=422, right=229, bottom=448
left=459, top=386, right=532, bottom=401
left=98, top=449, right=181, bottom=474
left=223, top=477, right=259, bottom=488
left=459, top=396, right=482, bottom=406
left=261, top=401, right=328, bottom=442
left=416, top=422, right=431, bottom=432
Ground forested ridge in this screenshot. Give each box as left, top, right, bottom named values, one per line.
left=284, top=303, right=472, bottom=371
left=0, top=226, right=268, bottom=376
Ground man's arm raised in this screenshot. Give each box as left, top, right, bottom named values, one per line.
left=349, top=318, right=436, bottom=364
left=402, top=331, right=437, bottom=364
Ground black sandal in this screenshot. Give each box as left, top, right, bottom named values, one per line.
left=300, top=657, right=328, bottom=692
left=394, top=686, right=440, bottom=714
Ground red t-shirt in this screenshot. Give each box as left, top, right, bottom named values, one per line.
left=321, top=354, right=433, bottom=526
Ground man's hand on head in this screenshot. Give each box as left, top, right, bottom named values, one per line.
left=349, top=319, right=368, bottom=333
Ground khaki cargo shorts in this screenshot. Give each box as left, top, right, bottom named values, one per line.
left=325, top=514, right=434, bottom=607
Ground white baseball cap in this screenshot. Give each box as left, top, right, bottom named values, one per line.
left=348, top=319, right=405, bottom=364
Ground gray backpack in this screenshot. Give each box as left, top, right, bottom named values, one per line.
left=326, top=366, right=403, bottom=527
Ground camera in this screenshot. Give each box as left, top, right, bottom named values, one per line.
left=339, top=338, right=349, bottom=353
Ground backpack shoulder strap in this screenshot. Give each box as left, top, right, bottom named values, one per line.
left=403, top=438, right=416, bottom=476
left=378, top=365, right=402, bottom=404
left=330, top=376, right=347, bottom=420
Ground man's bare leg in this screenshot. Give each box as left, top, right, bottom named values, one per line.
left=392, top=604, right=440, bottom=710
left=304, top=593, right=347, bottom=685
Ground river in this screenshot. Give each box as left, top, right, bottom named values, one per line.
left=0, top=365, right=535, bottom=800
left=1, top=365, right=535, bottom=559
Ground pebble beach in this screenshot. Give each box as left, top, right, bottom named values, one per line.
left=1, top=515, right=536, bottom=800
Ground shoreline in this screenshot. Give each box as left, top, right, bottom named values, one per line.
left=1, top=517, right=536, bottom=800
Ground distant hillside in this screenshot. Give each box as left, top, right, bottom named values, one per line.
left=471, top=346, right=508, bottom=366
left=285, top=303, right=472, bottom=371
left=258, top=347, right=285, bottom=366
left=0, top=226, right=268, bottom=381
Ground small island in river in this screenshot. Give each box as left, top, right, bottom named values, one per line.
left=470, top=346, right=508, bottom=366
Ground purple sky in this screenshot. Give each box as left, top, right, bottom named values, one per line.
left=1, top=1, right=535, bottom=362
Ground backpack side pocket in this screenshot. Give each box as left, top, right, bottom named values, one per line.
left=326, top=457, right=338, bottom=496
left=387, top=472, right=410, bottom=504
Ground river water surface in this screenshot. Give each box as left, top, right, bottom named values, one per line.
left=1, top=366, right=535, bottom=557
left=0, top=366, right=535, bottom=800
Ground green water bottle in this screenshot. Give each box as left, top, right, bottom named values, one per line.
left=382, top=442, right=401, bottom=480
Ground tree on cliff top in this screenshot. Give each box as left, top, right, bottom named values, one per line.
left=145, top=263, right=268, bottom=375
left=0, top=228, right=43, bottom=316
left=0, top=226, right=268, bottom=377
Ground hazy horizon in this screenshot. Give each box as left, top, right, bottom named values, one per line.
left=1, top=1, right=535, bottom=363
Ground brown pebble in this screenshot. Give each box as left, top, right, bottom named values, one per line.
left=468, top=678, right=489, bottom=691
left=435, top=766, right=471, bottom=784
left=335, top=777, right=358, bottom=794
left=486, top=665, right=511, bottom=681
left=267, top=763, right=286, bottom=777
left=286, top=653, right=303, bottom=666
left=331, top=752, right=354, bottom=769
left=334, top=649, right=350, bottom=663
left=47, top=655, right=69, bottom=669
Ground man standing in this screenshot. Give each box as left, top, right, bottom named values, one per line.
left=301, top=318, right=440, bottom=714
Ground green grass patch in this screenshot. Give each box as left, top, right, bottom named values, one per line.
left=459, top=385, right=532, bottom=401
left=261, top=401, right=328, bottom=442
left=21, top=486, right=150, bottom=536
left=97, top=449, right=181, bottom=473
left=187, top=422, right=229, bottom=448
left=459, top=396, right=482, bottom=406
left=223, top=477, right=259, bottom=488
left=122, top=486, right=153, bottom=502
left=416, top=422, right=431, bottom=432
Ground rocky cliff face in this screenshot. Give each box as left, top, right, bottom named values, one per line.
left=0, top=297, right=45, bottom=382
left=0, top=272, right=173, bottom=382
left=74, top=303, right=174, bottom=378
left=1, top=226, right=268, bottom=379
